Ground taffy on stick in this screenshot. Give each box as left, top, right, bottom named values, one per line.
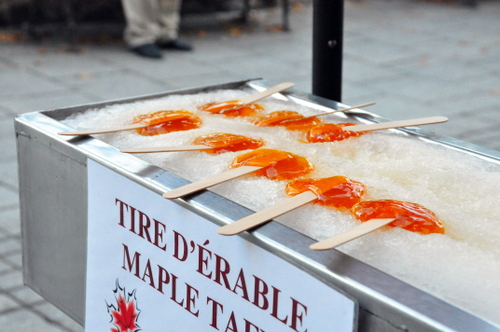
left=198, top=100, right=264, bottom=117
left=307, top=123, right=364, bottom=143
left=163, top=148, right=313, bottom=199
left=253, top=110, right=323, bottom=131
left=307, top=116, right=448, bottom=143
left=58, top=110, right=201, bottom=136
left=352, top=200, right=445, bottom=235
left=253, top=102, right=375, bottom=132
left=310, top=200, right=445, bottom=250
left=132, top=110, right=202, bottom=136
left=198, top=82, right=294, bottom=117
left=218, top=176, right=366, bottom=235
left=230, top=148, right=314, bottom=181
left=286, top=176, right=366, bottom=209
left=192, top=133, right=264, bottom=154
left=121, top=133, right=264, bottom=154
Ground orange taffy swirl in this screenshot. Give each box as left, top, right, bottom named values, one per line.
left=230, top=148, right=314, bottom=181
left=192, top=133, right=264, bottom=154
left=253, top=110, right=322, bottom=132
left=198, top=100, right=264, bottom=117
left=307, top=123, right=365, bottom=143
left=351, top=200, right=445, bottom=235
left=286, top=176, right=366, bottom=209
left=131, top=110, right=201, bottom=136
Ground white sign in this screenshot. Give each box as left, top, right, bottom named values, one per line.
left=85, top=160, right=356, bottom=331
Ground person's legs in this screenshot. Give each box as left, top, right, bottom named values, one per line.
left=155, top=0, right=181, bottom=42
left=156, top=0, right=193, bottom=51
left=122, top=0, right=158, bottom=47
left=121, top=0, right=163, bottom=58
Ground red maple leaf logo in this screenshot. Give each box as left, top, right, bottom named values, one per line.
left=107, top=281, right=141, bottom=332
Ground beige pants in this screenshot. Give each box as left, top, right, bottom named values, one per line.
left=121, top=0, right=181, bottom=47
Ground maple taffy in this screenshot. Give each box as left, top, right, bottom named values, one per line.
left=286, top=176, right=366, bottom=210
left=306, top=123, right=365, bottom=143
left=131, top=110, right=201, bottom=136
left=198, top=100, right=264, bottom=117
left=253, top=110, right=323, bottom=132
left=230, top=148, right=314, bottom=180
left=351, top=199, right=445, bottom=235
left=192, top=133, right=264, bottom=154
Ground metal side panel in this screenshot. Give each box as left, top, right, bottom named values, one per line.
left=17, top=120, right=88, bottom=326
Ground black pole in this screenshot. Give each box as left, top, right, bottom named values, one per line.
left=312, top=0, right=344, bottom=102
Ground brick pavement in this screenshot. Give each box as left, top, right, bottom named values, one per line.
left=0, top=0, right=499, bottom=330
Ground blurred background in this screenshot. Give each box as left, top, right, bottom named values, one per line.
left=0, top=0, right=499, bottom=330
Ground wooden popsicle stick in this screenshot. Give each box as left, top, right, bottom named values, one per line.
left=218, top=191, right=318, bottom=236
left=58, top=122, right=146, bottom=136
left=347, top=116, right=448, bottom=133
left=240, top=82, right=294, bottom=104
left=120, top=145, right=212, bottom=154
left=163, top=165, right=262, bottom=199
left=309, top=218, right=395, bottom=250
left=297, top=102, right=376, bottom=121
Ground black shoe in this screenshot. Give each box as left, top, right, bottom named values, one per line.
left=131, top=43, right=163, bottom=59
left=157, top=39, right=193, bottom=51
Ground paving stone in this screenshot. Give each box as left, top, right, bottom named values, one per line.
left=140, top=54, right=233, bottom=80
left=0, top=237, right=21, bottom=255
left=0, top=117, right=17, bottom=162
left=0, top=159, right=18, bottom=191
left=10, top=286, right=46, bottom=305
left=2, top=251, right=22, bottom=269
left=392, top=57, right=491, bottom=83
left=0, top=307, right=75, bottom=331
left=0, top=293, right=18, bottom=313
left=0, top=0, right=499, bottom=329
left=0, top=260, right=11, bottom=274
left=0, top=208, right=21, bottom=236
left=34, top=302, right=85, bottom=332
left=162, top=70, right=250, bottom=91
left=0, top=269, right=24, bottom=290
left=0, top=66, right=68, bottom=99
left=371, top=75, right=471, bottom=103
left=9, top=49, right=122, bottom=79
left=66, top=70, right=178, bottom=102
left=343, top=58, right=407, bottom=85
left=2, top=91, right=96, bottom=116
left=0, top=116, right=15, bottom=139
left=0, top=187, right=19, bottom=210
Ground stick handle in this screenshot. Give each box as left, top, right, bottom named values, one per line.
left=309, top=218, right=395, bottom=250
left=240, top=82, right=294, bottom=104
left=162, top=165, right=262, bottom=199
left=120, top=145, right=212, bottom=154
left=348, top=116, right=448, bottom=133
left=299, top=102, right=376, bottom=121
left=58, top=123, right=146, bottom=136
left=218, top=191, right=318, bottom=235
